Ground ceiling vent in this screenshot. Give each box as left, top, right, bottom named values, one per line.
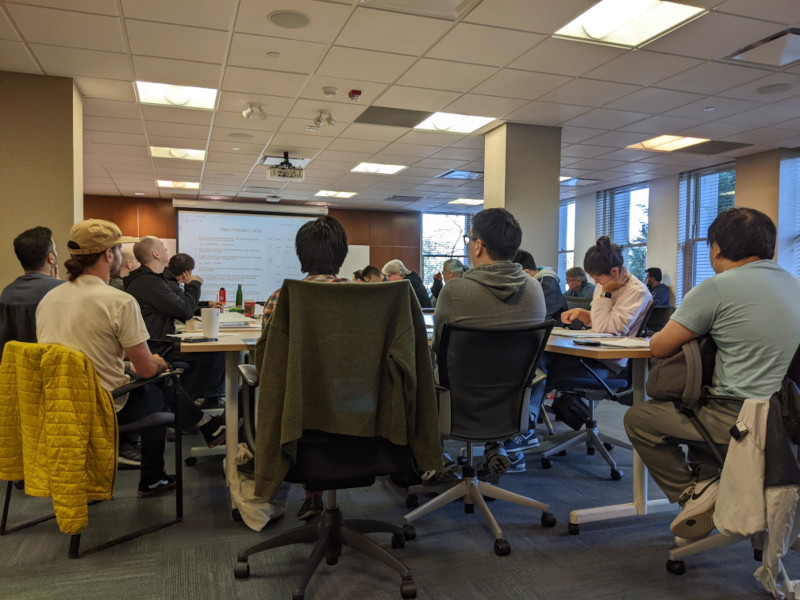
left=354, top=106, right=433, bottom=128
left=675, top=141, right=751, bottom=155
left=728, top=29, right=800, bottom=68
left=359, top=0, right=481, bottom=20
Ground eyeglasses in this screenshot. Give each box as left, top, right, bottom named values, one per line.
left=463, top=235, right=478, bottom=245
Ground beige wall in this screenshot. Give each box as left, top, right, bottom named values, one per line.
left=0, top=71, right=81, bottom=286
left=735, top=149, right=780, bottom=226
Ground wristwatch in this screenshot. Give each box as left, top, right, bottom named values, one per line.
left=602, top=291, right=612, bottom=299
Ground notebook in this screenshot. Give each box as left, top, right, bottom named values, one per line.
left=551, top=328, right=614, bottom=338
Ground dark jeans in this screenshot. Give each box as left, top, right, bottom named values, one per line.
left=118, top=384, right=167, bottom=486
left=537, top=352, right=622, bottom=421
left=177, top=351, right=225, bottom=401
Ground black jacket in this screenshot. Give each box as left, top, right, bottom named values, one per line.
left=124, top=265, right=201, bottom=339
left=404, top=271, right=432, bottom=309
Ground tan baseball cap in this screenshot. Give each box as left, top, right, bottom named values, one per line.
left=68, top=219, right=139, bottom=255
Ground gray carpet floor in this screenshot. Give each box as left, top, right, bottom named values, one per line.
left=2, top=402, right=795, bottom=600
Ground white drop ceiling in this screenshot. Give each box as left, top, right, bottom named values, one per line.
left=2, top=0, right=800, bottom=213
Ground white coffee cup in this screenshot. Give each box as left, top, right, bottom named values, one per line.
left=201, top=307, right=220, bottom=340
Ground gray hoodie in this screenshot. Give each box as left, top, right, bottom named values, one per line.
left=432, top=261, right=546, bottom=361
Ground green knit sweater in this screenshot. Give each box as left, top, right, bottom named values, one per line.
left=253, top=279, right=443, bottom=501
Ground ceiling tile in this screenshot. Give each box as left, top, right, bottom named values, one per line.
left=538, top=79, right=641, bottom=107
left=374, top=86, right=459, bottom=112
left=218, top=91, right=295, bottom=116
left=227, top=33, right=327, bottom=73
left=222, top=67, right=307, bottom=96
left=147, top=135, right=208, bottom=149
left=585, top=50, right=703, bottom=86
left=316, top=46, right=416, bottom=83
left=335, top=7, right=452, bottom=56
left=559, top=126, right=607, bottom=144
left=712, top=0, right=799, bottom=26
left=84, top=115, right=145, bottom=133
left=141, top=104, right=213, bottom=126
left=718, top=72, right=800, bottom=103
left=145, top=121, right=211, bottom=140
left=720, top=104, right=800, bottom=127
left=399, top=130, right=467, bottom=146
left=0, top=10, right=21, bottom=41
left=8, top=0, right=119, bottom=15
left=83, top=98, right=140, bottom=119
left=6, top=3, right=124, bottom=51
left=76, top=77, right=136, bottom=101
left=120, top=0, right=237, bottom=30
left=288, top=98, right=367, bottom=123
left=605, top=87, right=704, bottom=114
left=0, top=40, right=40, bottom=72
left=87, top=142, right=149, bottom=157
left=723, top=127, right=798, bottom=144
left=497, top=101, right=591, bottom=126
left=300, top=75, right=388, bottom=105
left=443, top=94, right=527, bottom=118
left=210, top=127, right=270, bottom=144
left=664, top=96, right=759, bottom=120
left=675, top=120, right=755, bottom=139
left=131, top=55, right=222, bottom=88
left=31, top=44, right=130, bottom=79
left=268, top=132, right=331, bottom=150
left=126, top=20, right=228, bottom=64
left=326, top=138, right=387, bottom=153
left=397, top=58, right=496, bottom=92
left=586, top=131, right=658, bottom=148
left=563, top=108, right=650, bottom=129
left=510, top=37, right=625, bottom=77
left=427, top=23, right=544, bottom=67
left=234, top=0, right=352, bottom=44
left=619, top=115, right=704, bottom=135
left=279, top=116, right=337, bottom=137
left=471, top=69, right=572, bottom=100
left=213, top=111, right=283, bottom=132
left=84, top=131, right=147, bottom=146
left=561, top=144, right=614, bottom=159
left=340, top=122, right=407, bottom=142
left=656, top=62, right=766, bottom=95
left=464, top=0, right=594, bottom=33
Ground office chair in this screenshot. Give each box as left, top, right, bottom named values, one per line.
left=539, top=301, right=654, bottom=481
left=234, top=280, right=442, bottom=600
left=0, top=341, right=183, bottom=558
left=645, top=305, right=675, bottom=335
left=0, top=301, right=38, bottom=361
left=404, top=321, right=558, bottom=557
left=565, top=295, right=592, bottom=311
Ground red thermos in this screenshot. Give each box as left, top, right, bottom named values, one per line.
left=218, top=287, right=226, bottom=305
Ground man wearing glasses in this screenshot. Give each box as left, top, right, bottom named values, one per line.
left=431, top=208, right=546, bottom=483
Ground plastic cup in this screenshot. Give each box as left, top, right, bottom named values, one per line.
left=201, top=307, right=220, bottom=340
left=244, top=299, right=256, bottom=318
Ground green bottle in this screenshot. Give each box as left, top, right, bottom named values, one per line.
left=235, top=283, right=243, bottom=308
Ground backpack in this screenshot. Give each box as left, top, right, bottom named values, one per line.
left=646, top=335, right=716, bottom=411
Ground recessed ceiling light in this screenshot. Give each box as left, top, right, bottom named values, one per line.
left=436, top=169, right=483, bottom=180
left=150, top=146, right=206, bottom=161
left=229, top=133, right=254, bottom=140
left=133, top=192, right=145, bottom=196
left=703, top=106, right=716, bottom=112
left=231, top=147, right=241, bottom=151
left=555, top=0, right=706, bottom=48
left=448, top=198, right=484, bottom=206
left=351, top=162, right=407, bottom=175
left=559, top=176, right=572, bottom=182
left=315, top=190, right=358, bottom=199
left=157, top=180, right=200, bottom=189
left=268, top=10, right=311, bottom=29
left=414, top=112, right=495, bottom=134
left=135, top=81, right=217, bottom=110
left=627, top=135, right=709, bottom=152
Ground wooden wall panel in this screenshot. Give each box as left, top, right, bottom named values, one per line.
left=138, top=199, right=177, bottom=239
left=369, top=211, right=420, bottom=248
left=84, top=195, right=140, bottom=236
left=328, top=208, right=370, bottom=246
left=370, top=246, right=421, bottom=275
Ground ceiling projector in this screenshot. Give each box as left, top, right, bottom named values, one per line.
left=266, top=151, right=304, bottom=182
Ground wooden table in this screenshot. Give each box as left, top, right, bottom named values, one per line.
left=545, top=334, right=672, bottom=532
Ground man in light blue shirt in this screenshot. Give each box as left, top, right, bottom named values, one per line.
left=625, top=207, right=800, bottom=544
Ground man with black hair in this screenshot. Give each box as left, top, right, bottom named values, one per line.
left=1, top=226, right=63, bottom=306
left=644, top=267, right=670, bottom=306
left=361, top=264, right=384, bottom=283
left=625, top=207, right=800, bottom=545
left=514, top=249, right=568, bottom=322
left=431, top=208, right=546, bottom=481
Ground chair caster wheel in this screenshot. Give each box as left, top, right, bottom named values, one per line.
left=568, top=523, right=579, bottom=535
left=234, top=560, right=250, bottom=579
left=558, top=450, right=567, bottom=456
left=405, top=494, right=418, bottom=509
left=541, top=512, right=557, bottom=528
left=184, top=456, right=197, bottom=467
left=494, top=539, right=511, bottom=556
left=232, top=509, right=242, bottom=522
left=402, top=524, right=416, bottom=540
left=540, top=457, right=552, bottom=469
left=400, top=577, right=417, bottom=599
left=587, top=446, right=595, bottom=455
left=666, top=559, right=686, bottom=575
left=610, top=469, right=623, bottom=481
left=391, top=533, right=405, bottom=549
left=465, top=503, right=475, bottom=514
left=603, top=442, right=614, bottom=451
left=754, top=549, right=763, bottom=562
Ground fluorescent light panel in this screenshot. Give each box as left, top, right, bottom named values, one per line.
left=351, top=162, right=407, bottom=175
left=555, top=0, right=706, bottom=48
left=414, top=112, right=495, bottom=134
left=448, top=198, right=484, bottom=206
left=315, top=190, right=357, bottom=199
left=627, top=135, right=709, bottom=152
left=157, top=180, right=200, bottom=189
left=136, top=81, right=217, bottom=110
left=150, top=146, right=206, bottom=161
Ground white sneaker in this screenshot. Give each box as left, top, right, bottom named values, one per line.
left=670, top=478, right=719, bottom=538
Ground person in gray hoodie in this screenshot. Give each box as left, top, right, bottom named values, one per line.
left=432, top=208, right=546, bottom=482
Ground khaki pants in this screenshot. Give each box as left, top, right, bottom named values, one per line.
left=623, top=398, right=741, bottom=503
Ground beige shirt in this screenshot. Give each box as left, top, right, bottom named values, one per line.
left=36, top=274, right=149, bottom=410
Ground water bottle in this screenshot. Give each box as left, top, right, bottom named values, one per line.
left=235, top=284, right=243, bottom=308
left=218, top=287, right=226, bottom=305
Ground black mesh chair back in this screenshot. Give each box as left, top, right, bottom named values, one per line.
left=438, top=321, right=554, bottom=442
left=0, top=302, right=38, bottom=361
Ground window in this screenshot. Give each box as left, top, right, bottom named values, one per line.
left=676, top=163, right=735, bottom=303
left=778, top=150, right=800, bottom=278
left=558, top=200, right=575, bottom=280
left=595, top=183, right=649, bottom=281
left=421, top=213, right=472, bottom=289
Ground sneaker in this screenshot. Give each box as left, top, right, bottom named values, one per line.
left=118, top=440, right=141, bottom=469
left=137, top=475, right=176, bottom=498
left=199, top=415, right=226, bottom=448
left=476, top=443, right=510, bottom=485
left=503, top=430, right=540, bottom=452
left=506, top=451, right=526, bottom=474
left=670, top=478, right=719, bottom=538
left=296, top=494, right=324, bottom=520
left=421, top=469, right=461, bottom=486
left=442, top=450, right=457, bottom=473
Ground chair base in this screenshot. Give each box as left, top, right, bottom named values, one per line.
left=235, top=501, right=417, bottom=600
left=405, top=472, right=555, bottom=555
left=539, top=419, right=628, bottom=480
left=666, top=531, right=763, bottom=575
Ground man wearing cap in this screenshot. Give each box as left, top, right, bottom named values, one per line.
left=36, top=219, right=175, bottom=498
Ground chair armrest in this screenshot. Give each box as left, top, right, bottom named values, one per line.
left=238, top=363, right=259, bottom=388
left=112, top=369, right=182, bottom=399
left=578, top=358, right=619, bottom=401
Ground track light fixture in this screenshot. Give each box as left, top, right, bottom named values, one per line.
left=306, top=110, right=334, bottom=132
left=242, top=102, right=267, bottom=120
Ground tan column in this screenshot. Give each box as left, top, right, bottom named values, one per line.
left=735, top=149, right=780, bottom=226
left=0, top=71, right=83, bottom=286
left=484, top=123, right=561, bottom=268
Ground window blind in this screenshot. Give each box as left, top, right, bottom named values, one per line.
left=421, top=213, right=472, bottom=288
left=595, top=183, right=649, bottom=280
left=778, top=150, right=800, bottom=277
left=558, top=200, right=575, bottom=278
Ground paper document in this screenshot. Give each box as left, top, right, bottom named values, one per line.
left=551, top=328, right=614, bottom=338
left=597, top=338, right=650, bottom=348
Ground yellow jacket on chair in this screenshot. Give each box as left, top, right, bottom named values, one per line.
left=0, top=341, right=118, bottom=534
